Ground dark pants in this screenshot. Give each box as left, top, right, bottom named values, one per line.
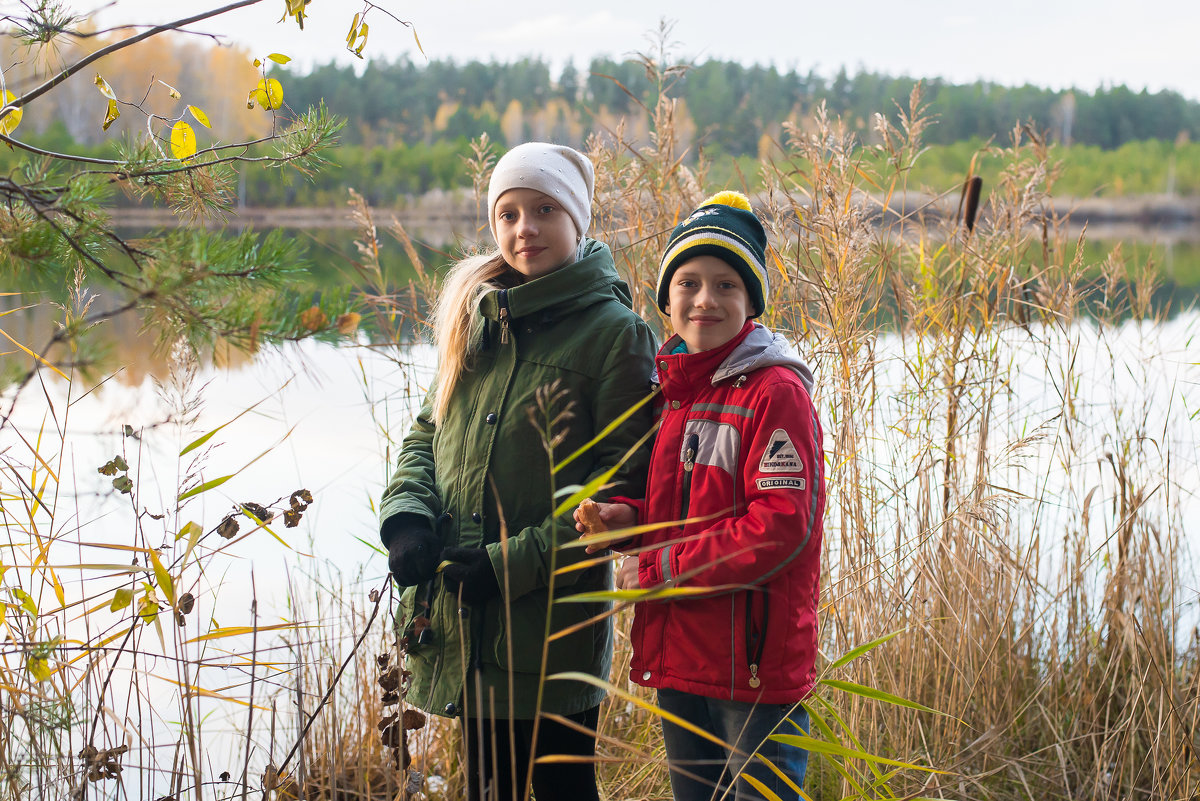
left=657, top=688, right=810, bottom=801
left=463, top=705, right=601, bottom=801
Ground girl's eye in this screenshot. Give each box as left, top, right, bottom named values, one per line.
left=539, top=204, right=556, bottom=214
left=498, top=211, right=515, bottom=222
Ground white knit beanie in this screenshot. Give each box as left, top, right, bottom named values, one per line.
left=487, top=142, right=594, bottom=241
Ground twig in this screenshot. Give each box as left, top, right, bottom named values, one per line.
left=274, top=577, right=390, bottom=777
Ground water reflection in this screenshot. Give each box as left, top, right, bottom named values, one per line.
left=4, top=222, right=1199, bottom=390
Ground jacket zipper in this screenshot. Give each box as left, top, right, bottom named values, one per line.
left=680, top=432, right=699, bottom=520
left=745, top=590, right=769, bottom=689
left=498, top=288, right=511, bottom=345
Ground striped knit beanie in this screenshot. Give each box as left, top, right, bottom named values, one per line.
left=656, top=191, right=769, bottom=317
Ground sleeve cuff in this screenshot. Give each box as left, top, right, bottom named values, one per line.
left=639, top=545, right=675, bottom=588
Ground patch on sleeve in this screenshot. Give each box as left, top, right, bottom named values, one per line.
left=758, top=429, right=803, bottom=473
left=757, top=477, right=806, bottom=491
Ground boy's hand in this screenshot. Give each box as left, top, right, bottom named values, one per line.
left=615, top=556, right=640, bottom=590
left=573, top=500, right=637, bottom=553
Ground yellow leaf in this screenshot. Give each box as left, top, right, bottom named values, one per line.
left=346, top=13, right=361, bottom=47
left=51, top=572, right=65, bottom=607
left=159, top=79, right=181, bottom=99
left=137, top=593, right=159, bottom=624
left=109, top=588, right=134, bottom=612
left=267, top=53, right=291, bottom=64
left=184, top=622, right=302, bottom=643
left=354, top=22, right=369, bottom=57
left=1, top=90, right=22, bottom=136
left=187, top=105, right=211, bottom=129
left=170, top=120, right=196, bottom=161
left=253, top=58, right=262, bottom=68
left=27, top=655, right=52, bottom=682
left=250, top=78, right=284, bottom=111
left=102, top=99, right=120, bottom=131
left=149, top=550, right=175, bottom=605
left=176, top=520, right=203, bottom=543
left=12, top=588, right=36, bottom=618
left=179, top=520, right=203, bottom=571
left=93, top=74, right=116, bottom=100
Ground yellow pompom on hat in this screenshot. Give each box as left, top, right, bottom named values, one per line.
left=656, top=190, right=769, bottom=317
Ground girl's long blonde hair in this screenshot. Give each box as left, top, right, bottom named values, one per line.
left=430, top=250, right=511, bottom=423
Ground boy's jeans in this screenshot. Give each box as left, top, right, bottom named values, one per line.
left=657, top=688, right=810, bottom=801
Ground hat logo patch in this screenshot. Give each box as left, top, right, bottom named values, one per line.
left=684, top=207, right=721, bottom=225
left=759, top=429, right=802, bottom=473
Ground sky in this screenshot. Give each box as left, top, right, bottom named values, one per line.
left=79, top=0, right=1200, bottom=99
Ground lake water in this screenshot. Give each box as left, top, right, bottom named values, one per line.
left=3, top=299, right=1197, bottom=794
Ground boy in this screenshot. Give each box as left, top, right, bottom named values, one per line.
left=576, top=191, right=824, bottom=801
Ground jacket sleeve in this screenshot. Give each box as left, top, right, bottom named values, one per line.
left=378, top=391, right=443, bottom=537
left=491, top=319, right=657, bottom=599
left=638, top=378, right=823, bottom=589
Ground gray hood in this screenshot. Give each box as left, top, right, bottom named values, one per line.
left=713, top=323, right=815, bottom=393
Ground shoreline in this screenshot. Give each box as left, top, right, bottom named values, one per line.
left=108, top=191, right=1200, bottom=242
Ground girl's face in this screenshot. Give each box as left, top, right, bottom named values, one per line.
left=665, top=255, right=752, bottom=352
left=493, top=188, right=579, bottom=279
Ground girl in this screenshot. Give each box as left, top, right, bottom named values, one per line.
left=380, top=142, right=656, bottom=801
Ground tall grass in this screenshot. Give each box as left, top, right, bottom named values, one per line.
left=2, top=44, right=1196, bottom=801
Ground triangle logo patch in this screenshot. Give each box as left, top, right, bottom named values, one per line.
left=759, top=429, right=803, bottom=473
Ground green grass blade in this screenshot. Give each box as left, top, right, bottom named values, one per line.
left=177, top=474, right=234, bottom=502
left=819, top=678, right=943, bottom=716
left=829, top=630, right=903, bottom=670
left=552, top=388, right=659, bottom=474
left=552, top=422, right=658, bottom=517
left=768, top=734, right=946, bottom=774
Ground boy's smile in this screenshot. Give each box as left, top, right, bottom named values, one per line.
left=665, top=255, right=753, bottom=352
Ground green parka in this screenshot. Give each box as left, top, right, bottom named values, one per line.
left=380, top=240, right=656, bottom=720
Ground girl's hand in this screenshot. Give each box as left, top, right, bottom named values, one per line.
left=573, top=500, right=637, bottom=553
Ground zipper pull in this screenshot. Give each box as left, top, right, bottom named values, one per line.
left=498, top=289, right=510, bottom=345
left=683, top=434, right=698, bottom=472
left=748, top=664, right=760, bottom=688
left=734, top=374, right=747, bottom=388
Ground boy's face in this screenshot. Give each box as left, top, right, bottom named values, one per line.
left=665, top=255, right=752, bottom=353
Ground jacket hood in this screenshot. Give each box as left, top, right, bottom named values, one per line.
left=713, top=323, right=815, bottom=393
left=477, top=238, right=633, bottom=321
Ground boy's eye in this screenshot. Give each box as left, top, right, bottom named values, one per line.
left=498, top=211, right=516, bottom=221
left=718, top=281, right=738, bottom=290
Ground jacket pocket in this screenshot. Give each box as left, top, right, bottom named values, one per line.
left=490, top=589, right=602, bottom=675
left=680, top=418, right=742, bottom=521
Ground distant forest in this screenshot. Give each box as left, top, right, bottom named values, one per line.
left=7, top=39, right=1199, bottom=205
left=279, top=57, right=1199, bottom=153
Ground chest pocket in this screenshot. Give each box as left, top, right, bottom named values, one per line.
left=680, top=418, right=742, bottom=518
left=682, top=418, right=741, bottom=477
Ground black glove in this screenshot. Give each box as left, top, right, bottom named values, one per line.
left=382, top=513, right=441, bottom=587
left=441, top=546, right=501, bottom=605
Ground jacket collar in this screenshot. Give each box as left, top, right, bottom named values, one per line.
left=477, top=239, right=631, bottom=322
left=655, top=319, right=756, bottom=397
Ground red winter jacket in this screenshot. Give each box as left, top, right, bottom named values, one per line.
left=622, top=320, right=824, bottom=704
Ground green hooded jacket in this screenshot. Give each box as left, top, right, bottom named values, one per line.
left=380, top=240, right=657, bottom=720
